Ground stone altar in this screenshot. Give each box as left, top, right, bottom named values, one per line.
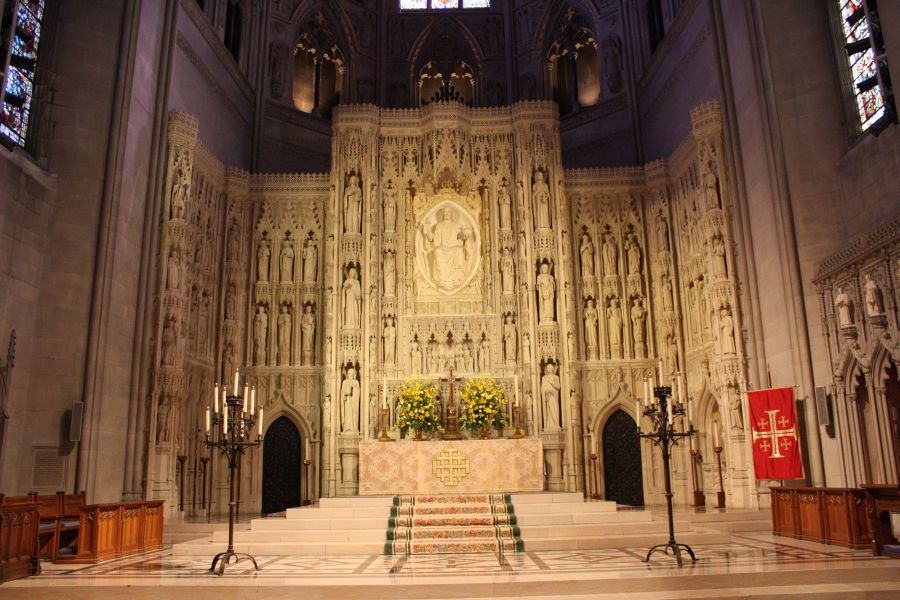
left=358, top=438, right=544, bottom=495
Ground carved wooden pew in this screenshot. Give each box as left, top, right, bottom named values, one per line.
left=54, top=500, right=164, bottom=563
left=35, top=491, right=85, bottom=559
left=0, top=494, right=41, bottom=583
left=771, top=486, right=870, bottom=549
left=862, top=484, right=900, bottom=558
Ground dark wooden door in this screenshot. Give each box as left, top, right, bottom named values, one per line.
left=603, top=409, right=644, bottom=506
left=262, top=416, right=302, bottom=514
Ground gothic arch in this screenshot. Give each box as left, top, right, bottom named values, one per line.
left=289, top=1, right=357, bottom=57
left=406, top=16, right=484, bottom=106
left=533, top=0, right=603, bottom=55
left=255, top=406, right=315, bottom=509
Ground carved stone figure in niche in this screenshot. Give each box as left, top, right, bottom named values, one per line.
left=410, top=336, right=423, bottom=373
left=703, top=156, right=720, bottom=209
left=665, top=334, right=678, bottom=375
left=344, top=174, right=362, bottom=235
left=277, top=305, right=291, bottom=366
left=730, top=394, right=744, bottom=430
left=662, top=276, right=674, bottom=312
left=322, top=394, right=332, bottom=433
left=522, top=332, right=532, bottom=364
left=227, top=224, right=240, bottom=261
left=626, top=235, right=641, bottom=275
left=584, top=299, right=599, bottom=360
left=478, top=336, right=490, bottom=372
left=502, top=315, right=517, bottom=363
left=342, top=266, right=362, bottom=329
left=170, top=153, right=189, bottom=220
left=257, top=238, right=270, bottom=283
left=498, top=181, right=512, bottom=230
left=601, top=35, right=623, bottom=94
left=161, top=317, right=176, bottom=366
left=712, top=236, right=727, bottom=278
left=580, top=233, right=594, bottom=277
left=383, top=316, right=396, bottom=364
left=463, top=342, right=475, bottom=372
left=533, top=170, right=551, bottom=229
left=720, top=307, right=736, bottom=354
left=198, top=296, right=209, bottom=347
left=607, top=298, right=623, bottom=352
left=656, top=214, right=669, bottom=252
left=384, top=251, right=396, bottom=296
left=222, top=341, right=234, bottom=384
left=254, top=305, right=268, bottom=365
left=419, top=206, right=476, bottom=292
left=425, top=339, right=436, bottom=373
left=299, top=304, right=315, bottom=364
left=166, top=252, right=180, bottom=291
left=384, top=181, right=397, bottom=232
left=537, top=263, right=556, bottom=323
left=602, top=233, right=617, bottom=275
left=225, top=285, right=236, bottom=320
left=156, top=394, right=172, bottom=443
left=280, top=239, right=294, bottom=282
left=541, top=363, right=561, bottom=431
left=834, top=286, right=854, bottom=327
left=631, top=298, right=646, bottom=345
left=340, top=366, right=361, bottom=433
left=864, top=274, right=884, bottom=316
left=500, top=248, right=515, bottom=294
left=302, top=237, right=317, bottom=283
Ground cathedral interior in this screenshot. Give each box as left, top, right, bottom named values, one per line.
left=0, top=0, right=899, bottom=595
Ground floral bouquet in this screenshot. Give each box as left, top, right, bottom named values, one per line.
left=458, top=377, right=508, bottom=434
left=394, top=377, right=441, bottom=438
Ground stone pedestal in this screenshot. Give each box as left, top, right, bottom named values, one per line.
left=542, top=430, right=566, bottom=491
left=338, top=434, right=361, bottom=496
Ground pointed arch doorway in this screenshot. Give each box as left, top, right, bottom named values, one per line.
left=262, top=416, right=303, bottom=514
left=603, top=409, right=644, bottom=506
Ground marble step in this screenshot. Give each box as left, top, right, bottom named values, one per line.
left=249, top=516, right=388, bottom=531
left=518, top=521, right=662, bottom=538
left=390, top=514, right=516, bottom=527
left=388, top=538, right=520, bottom=555
left=390, top=525, right=518, bottom=540
left=172, top=539, right=385, bottom=556
left=212, top=528, right=386, bottom=543
left=283, top=506, right=392, bottom=519
left=524, top=529, right=731, bottom=550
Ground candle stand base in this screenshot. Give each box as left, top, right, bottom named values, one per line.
left=210, top=551, right=258, bottom=577
left=645, top=542, right=697, bottom=568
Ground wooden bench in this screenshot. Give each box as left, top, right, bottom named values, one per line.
left=54, top=500, right=164, bottom=564
left=34, top=491, right=85, bottom=559
left=0, top=494, right=41, bottom=583
left=862, top=484, right=900, bottom=558
left=771, top=486, right=870, bottom=549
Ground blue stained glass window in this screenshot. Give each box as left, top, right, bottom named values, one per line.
left=836, top=0, right=886, bottom=131
left=400, top=0, right=489, bottom=10
left=0, top=0, right=46, bottom=147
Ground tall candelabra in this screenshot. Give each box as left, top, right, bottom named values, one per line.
left=204, top=371, right=263, bottom=576
left=637, top=372, right=697, bottom=567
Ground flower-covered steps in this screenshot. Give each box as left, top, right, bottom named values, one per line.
left=385, top=494, right=524, bottom=555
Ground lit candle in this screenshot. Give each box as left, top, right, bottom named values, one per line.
left=222, top=386, right=228, bottom=411
left=678, top=374, right=685, bottom=406
left=714, top=421, right=720, bottom=447
left=222, top=402, right=228, bottom=434
left=258, top=408, right=264, bottom=437
left=666, top=397, right=673, bottom=423
left=649, top=376, right=654, bottom=399
left=205, top=406, right=210, bottom=433
left=382, top=379, right=388, bottom=409
left=213, top=383, right=219, bottom=414
left=643, top=377, right=649, bottom=405
left=233, top=368, right=239, bottom=393
left=250, top=386, right=256, bottom=415
left=243, top=384, right=249, bottom=414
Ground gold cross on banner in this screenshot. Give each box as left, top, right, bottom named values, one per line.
left=432, top=448, right=470, bottom=487
left=752, top=409, right=797, bottom=459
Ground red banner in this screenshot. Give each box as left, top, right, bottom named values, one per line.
left=747, top=387, right=804, bottom=480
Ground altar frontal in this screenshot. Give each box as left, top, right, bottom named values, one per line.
left=358, top=438, right=543, bottom=495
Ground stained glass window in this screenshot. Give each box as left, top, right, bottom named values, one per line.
left=837, top=0, right=887, bottom=132
left=0, top=0, right=46, bottom=147
left=400, top=0, right=489, bottom=10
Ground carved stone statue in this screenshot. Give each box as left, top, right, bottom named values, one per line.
left=533, top=170, right=551, bottom=229
left=503, top=315, right=518, bottom=363
left=602, top=233, right=617, bottom=275
left=498, top=182, right=512, bottom=230
left=225, top=285, right=236, bottom=320
left=478, top=336, right=490, bottom=372
left=156, top=394, right=172, bottom=443
left=500, top=248, right=515, bottom=294
left=383, top=316, right=396, bottom=364
left=580, top=233, right=594, bottom=277
left=222, top=341, right=234, bottom=383
left=410, top=336, right=423, bottom=373
left=161, top=317, right=176, bottom=366
left=419, top=206, right=473, bottom=291
left=662, top=276, right=674, bottom=312
left=720, top=307, right=736, bottom=354
left=384, top=181, right=397, bottom=232
left=170, top=154, right=189, bottom=220
left=541, top=362, right=561, bottom=430
left=607, top=298, right=623, bottom=351
left=277, top=305, right=291, bottom=366
left=523, top=333, right=531, bottom=364
left=834, top=286, right=854, bottom=327
left=537, top=262, right=556, bottom=323
left=280, top=241, right=294, bottom=282
left=383, top=251, right=396, bottom=296
left=712, top=236, right=727, bottom=278
left=257, top=239, right=270, bottom=283
left=631, top=298, right=646, bottom=345
left=254, top=305, right=268, bottom=365
left=344, top=174, right=362, bottom=234
left=626, top=235, right=641, bottom=275
left=584, top=299, right=599, bottom=359
left=301, top=304, right=315, bottom=364
left=226, top=225, right=240, bottom=261
left=302, top=237, right=317, bottom=283
left=864, top=274, right=884, bottom=316
left=342, top=266, right=362, bottom=328
left=340, top=366, right=361, bottom=433
left=704, top=159, right=720, bottom=209
left=730, top=394, right=744, bottom=430
left=166, top=252, right=180, bottom=291
left=322, top=394, right=332, bottom=433
left=656, top=214, right=669, bottom=252
left=665, top=334, right=678, bottom=375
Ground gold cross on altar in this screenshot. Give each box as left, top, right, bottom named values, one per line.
left=438, top=368, right=465, bottom=440
left=432, top=448, right=470, bottom=486
left=752, top=409, right=797, bottom=459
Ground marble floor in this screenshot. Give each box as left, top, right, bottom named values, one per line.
left=3, top=533, right=899, bottom=599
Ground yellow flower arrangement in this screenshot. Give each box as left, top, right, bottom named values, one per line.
left=458, top=377, right=509, bottom=431
left=394, top=377, right=441, bottom=434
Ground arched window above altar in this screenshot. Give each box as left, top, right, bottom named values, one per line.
left=292, top=11, right=345, bottom=120
left=546, top=6, right=600, bottom=116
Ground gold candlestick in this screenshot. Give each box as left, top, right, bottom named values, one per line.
left=512, top=405, right=524, bottom=439
left=378, top=407, right=394, bottom=442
